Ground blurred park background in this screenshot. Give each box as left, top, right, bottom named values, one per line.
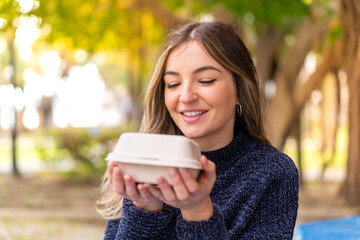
left=0, top=0, right=360, bottom=239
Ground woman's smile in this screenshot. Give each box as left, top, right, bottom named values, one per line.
left=180, top=109, right=208, bottom=123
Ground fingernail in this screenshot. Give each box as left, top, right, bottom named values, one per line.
left=179, top=168, right=188, bottom=175
left=204, top=160, right=209, bottom=167
left=169, top=168, right=177, bottom=177
left=124, top=175, right=131, bottom=182
left=157, top=177, right=165, bottom=185
left=137, top=184, right=144, bottom=191
left=114, top=167, right=120, bottom=176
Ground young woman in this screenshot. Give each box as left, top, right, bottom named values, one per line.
left=97, top=21, right=299, bottom=239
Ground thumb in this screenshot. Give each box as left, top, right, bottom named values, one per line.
left=200, top=155, right=215, bottom=173
left=199, top=155, right=216, bottom=184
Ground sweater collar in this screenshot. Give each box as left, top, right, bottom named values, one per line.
left=201, top=130, right=256, bottom=167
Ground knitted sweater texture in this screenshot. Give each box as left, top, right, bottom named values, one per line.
left=103, top=131, right=299, bottom=239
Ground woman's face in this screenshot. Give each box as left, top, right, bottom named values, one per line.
left=164, top=40, right=239, bottom=151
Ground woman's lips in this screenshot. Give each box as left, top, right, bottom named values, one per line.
left=180, top=110, right=207, bottom=123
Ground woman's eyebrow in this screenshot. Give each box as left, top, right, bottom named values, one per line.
left=193, top=66, right=221, bottom=74
left=163, top=66, right=221, bottom=77
left=163, top=71, right=180, bottom=76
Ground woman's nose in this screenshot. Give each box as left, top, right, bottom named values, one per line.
left=179, top=85, right=198, bottom=103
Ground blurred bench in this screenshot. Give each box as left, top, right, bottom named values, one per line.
left=295, top=215, right=360, bottom=240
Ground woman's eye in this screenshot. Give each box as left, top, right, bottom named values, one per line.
left=199, top=78, right=216, bottom=84
left=167, top=83, right=181, bottom=89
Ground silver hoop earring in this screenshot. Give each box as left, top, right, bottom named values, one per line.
left=236, top=104, right=242, bottom=117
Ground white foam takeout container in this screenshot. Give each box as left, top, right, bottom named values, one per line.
left=106, top=132, right=203, bottom=184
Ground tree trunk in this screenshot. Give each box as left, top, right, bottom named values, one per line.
left=265, top=15, right=333, bottom=149
left=320, top=72, right=340, bottom=179
left=291, top=116, right=304, bottom=185
left=345, top=50, right=360, bottom=205
left=255, top=26, right=283, bottom=89
left=266, top=19, right=321, bottom=148
left=269, top=42, right=335, bottom=149
left=6, top=28, right=20, bottom=176
left=341, top=0, right=360, bottom=205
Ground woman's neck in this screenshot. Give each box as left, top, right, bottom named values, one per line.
left=194, top=132, right=234, bottom=151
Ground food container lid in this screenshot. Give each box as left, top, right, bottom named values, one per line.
left=106, top=132, right=202, bottom=169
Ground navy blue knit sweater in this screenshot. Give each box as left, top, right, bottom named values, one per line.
left=103, top=131, right=299, bottom=239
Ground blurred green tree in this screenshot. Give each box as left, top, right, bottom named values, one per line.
left=34, top=0, right=167, bottom=121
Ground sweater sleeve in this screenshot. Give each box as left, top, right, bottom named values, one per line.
left=205, top=152, right=298, bottom=240
left=103, top=219, right=120, bottom=240
left=176, top=204, right=229, bottom=240
left=108, top=198, right=177, bottom=240
left=238, top=156, right=299, bottom=239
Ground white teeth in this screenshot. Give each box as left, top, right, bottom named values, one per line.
left=183, top=111, right=206, bottom=117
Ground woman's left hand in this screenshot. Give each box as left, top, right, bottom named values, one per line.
left=146, top=155, right=216, bottom=221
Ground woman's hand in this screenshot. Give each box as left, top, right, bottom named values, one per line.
left=146, top=155, right=216, bottom=221
left=107, top=161, right=163, bottom=212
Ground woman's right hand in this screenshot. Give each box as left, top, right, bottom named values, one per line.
left=107, top=161, right=164, bottom=212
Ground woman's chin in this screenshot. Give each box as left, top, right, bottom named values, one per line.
left=182, top=131, right=206, bottom=141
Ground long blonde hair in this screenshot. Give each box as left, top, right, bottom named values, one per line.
left=96, top=21, right=269, bottom=219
